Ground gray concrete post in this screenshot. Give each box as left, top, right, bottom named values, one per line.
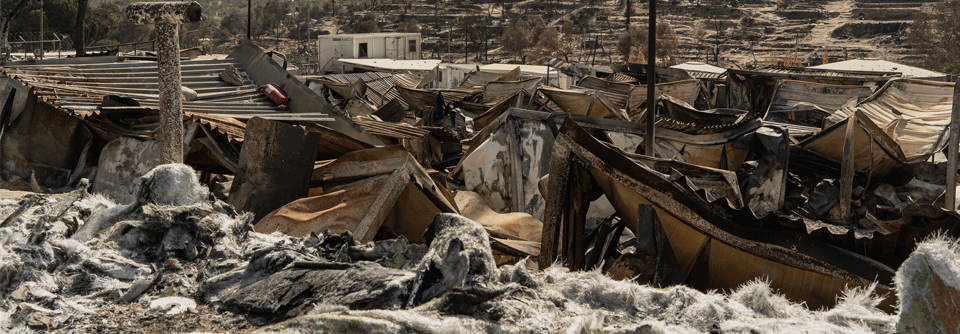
left=124, top=2, right=202, bottom=164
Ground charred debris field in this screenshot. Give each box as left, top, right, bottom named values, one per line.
left=0, top=2, right=960, bottom=330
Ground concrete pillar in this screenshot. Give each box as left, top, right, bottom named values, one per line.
left=124, top=2, right=202, bottom=164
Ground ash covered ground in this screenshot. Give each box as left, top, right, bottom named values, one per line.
left=1, top=163, right=955, bottom=333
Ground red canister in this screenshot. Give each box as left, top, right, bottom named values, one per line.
left=260, top=84, right=289, bottom=105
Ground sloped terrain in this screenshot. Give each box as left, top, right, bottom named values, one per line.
left=317, top=0, right=931, bottom=69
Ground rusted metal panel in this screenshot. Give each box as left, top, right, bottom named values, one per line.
left=227, top=117, right=321, bottom=221
left=540, top=118, right=897, bottom=311
left=302, top=125, right=371, bottom=161
left=1, top=57, right=287, bottom=144
left=314, top=78, right=366, bottom=100
left=628, top=96, right=761, bottom=172
left=740, top=66, right=900, bottom=81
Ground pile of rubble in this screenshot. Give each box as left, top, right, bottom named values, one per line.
left=0, top=41, right=959, bottom=332
left=0, top=163, right=908, bottom=333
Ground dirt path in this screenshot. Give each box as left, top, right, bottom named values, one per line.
left=803, top=0, right=872, bottom=50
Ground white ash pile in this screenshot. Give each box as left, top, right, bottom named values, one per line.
left=0, top=164, right=255, bottom=332
left=0, top=163, right=952, bottom=333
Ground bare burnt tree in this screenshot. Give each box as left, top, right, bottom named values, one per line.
left=75, top=0, right=88, bottom=56
left=908, top=0, right=960, bottom=74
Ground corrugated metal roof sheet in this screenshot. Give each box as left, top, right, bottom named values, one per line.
left=670, top=62, right=726, bottom=74
left=0, top=58, right=305, bottom=142
left=734, top=66, right=900, bottom=81
left=460, top=71, right=504, bottom=87
left=762, top=121, right=820, bottom=138
left=810, top=59, right=947, bottom=80
left=576, top=76, right=634, bottom=109
left=609, top=73, right=639, bottom=83
left=683, top=69, right=726, bottom=81
left=336, top=58, right=441, bottom=72
left=765, top=79, right=874, bottom=127
left=769, top=80, right=874, bottom=114
left=354, top=119, right=430, bottom=139
left=655, top=116, right=756, bottom=135
left=308, top=72, right=424, bottom=109
left=826, top=78, right=954, bottom=159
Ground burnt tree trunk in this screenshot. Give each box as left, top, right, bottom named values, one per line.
left=75, top=0, right=88, bottom=56
left=1, top=0, right=31, bottom=61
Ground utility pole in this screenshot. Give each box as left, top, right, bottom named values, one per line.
left=645, top=0, right=656, bottom=157
left=125, top=1, right=202, bottom=164
left=38, top=0, right=43, bottom=59
left=946, top=79, right=960, bottom=211
left=625, top=0, right=631, bottom=28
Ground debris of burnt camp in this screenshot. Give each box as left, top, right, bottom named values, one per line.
left=1, top=36, right=959, bottom=333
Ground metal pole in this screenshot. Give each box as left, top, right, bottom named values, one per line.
left=247, top=0, right=251, bottom=40
left=946, top=79, right=960, bottom=211
left=645, top=0, right=656, bottom=157
left=39, top=0, right=43, bottom=59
